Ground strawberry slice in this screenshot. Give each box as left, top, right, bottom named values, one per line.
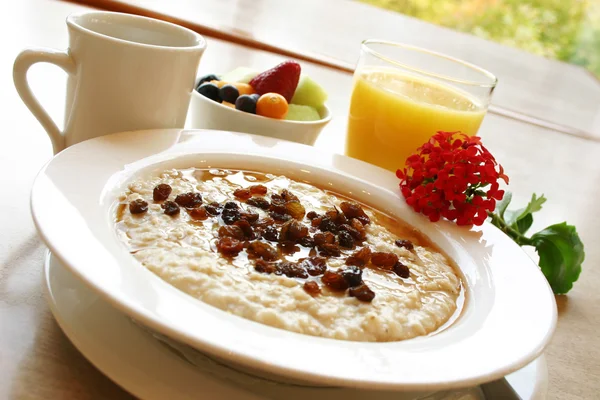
left=249, top=61, right=301, bottom=103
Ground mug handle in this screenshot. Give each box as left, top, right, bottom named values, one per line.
left=13, top=48, right=76, bottom=154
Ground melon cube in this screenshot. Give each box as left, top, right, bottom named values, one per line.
left=220, top=67, right=259, bottom=84
left=285, top=104, right=321, bottom=122
left=291, top=75, right=328, bottom=109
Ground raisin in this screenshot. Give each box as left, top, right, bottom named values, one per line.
left=278, top=222, right=292, bottom=242
left=188, top=206, right=209, bottom=220
left=314, top=232, right=335, bottom=246
left=254, top=217, right=275, bottom=229
left=223, top=201, right=240, bottom=210
left=262, top=226, right=279, bottom=242
left=233, top=220, right=254, bottom=238
left=319, top=217, right=338, bottom=233
left=345, top=247, right=372, bottom=267
left=218, top=225, right=245, bottom=240
left=306, top=211, right=319, bottom=220
left=247, top=197, right=270, bottom=210
left=279, top=242, right=300, bottom=255
left=153, top=184, right=172, bottom=201
left=349, top=284, right=375, bottom=302
left=233, top=188, right=252, bottom=200
left=321, top=270, right=349, bottom=291
left=371, top=252, right=399, bottom=269
left=240, top=211, right=259, bottom=223
left=356, top=215, right=371, bottom=225
left=318, top=243, right=341, bottom=257
left=254, top=259, right=276, bottom=274
left=129, top=199, right=148, bottom=214
left=221, top=208, right=241, bottom=225
left=271, top=193, right=284, bottom=202
left=205, top=202, right=222, bottom=215
left=280, top=189, right=299, bottom=202
left=279, top=220, right=309, bottom=243
left=338, top=213, right=349, bottom=225
left=339, top=202, right=360, bottom=217
left=341, top=265, right=363, bottom=287
left=247, top=241, right=278, bottom=261
left=324, top=209, right=337, bottom=219
left=298, top=236, right=315, bottom=248
left=326, top=208, right=347, bottom=225
left=395, top=239, right=414, bottom=251
left=161, top=200, right=180, bottom=216
left=393, top=261, right=410, bottom=278
left=350, top=219, right=367, bottom=240
left=174, top=192, right=202, bottom=208
left=303, top=281, right=321, bottom=296
left=340, top=201, right=370, bottom=224
left=249, top=185, right=268, bottom=196
left=270, top=212, right=291, bottom=222
left=338, top=231, right=355, bottom=249
left=275, top=261, right=308, bottom=278
left=311, top=216, right=322, bottom=227
left=285, top=201, right=306, bottom=220
left=216, top=237, right=243, bottom=256
left=269, top=203, right=287, bottom=215
left=339, top=224, right=361, bottom=240
left=302, top=257, right=327, bottom=276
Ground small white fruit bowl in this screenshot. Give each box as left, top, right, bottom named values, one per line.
left=188, top=80, right=332, bottom=146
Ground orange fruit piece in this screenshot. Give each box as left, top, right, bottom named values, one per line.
left=210, top=80, right=255, bottom=96
left=235, top=83, right=255, bottom=96
left=210, top=80, right=227, bottom=88
left=256, top=93, right=289, bottom=119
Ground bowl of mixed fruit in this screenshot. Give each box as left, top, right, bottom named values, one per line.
left=189, top=61, right=331, bottom=145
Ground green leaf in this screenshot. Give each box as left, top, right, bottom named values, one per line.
left=530, top=222, right=584, bottom=294
left=514, top=213, right=533, bottom=235
left=505, top=193, right=547, bottom=227
left=495, top=191, right=512, bottom=219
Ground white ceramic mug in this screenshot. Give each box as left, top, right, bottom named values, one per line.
left=13, top=11, right=206, bottom=154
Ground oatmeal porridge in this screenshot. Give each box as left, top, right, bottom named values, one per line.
left=115, top=168, right=462, bottom=342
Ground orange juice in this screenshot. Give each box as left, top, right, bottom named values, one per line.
left=346, top=69, right=486, bottom=171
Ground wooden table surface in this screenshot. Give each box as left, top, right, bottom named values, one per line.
left=1, top=0, right=599, bottom=399
left=69, top=0, right=600, bottom=140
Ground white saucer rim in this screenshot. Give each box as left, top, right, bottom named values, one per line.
left=31, top=128, right=557, bottom=390
left=43, top=250, right=547, bottom=400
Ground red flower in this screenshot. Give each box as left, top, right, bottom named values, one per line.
left=396, top=131, right=509, bottom=226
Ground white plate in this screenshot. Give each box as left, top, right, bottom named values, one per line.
left=31, top=129, right=557, bottom=391
left=45, top=251, right=496, bottom=400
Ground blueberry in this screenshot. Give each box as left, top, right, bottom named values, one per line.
left=220, top=84, right=240, bottom=103
left=197, top=74, right=219, bottom=87
left=197, top=82, right=222, bottom=103
left=235, top=94, right=257, bottom=114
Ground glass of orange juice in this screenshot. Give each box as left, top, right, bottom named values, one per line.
left=346, top=40, right=497, bottom=172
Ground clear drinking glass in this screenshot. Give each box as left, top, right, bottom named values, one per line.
left=345, top=40, right=497, bottom=172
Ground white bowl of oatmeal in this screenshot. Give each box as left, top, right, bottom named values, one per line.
left=30, top=129, right=557, bottom=391
left=117, top=168, right=462, bottom=343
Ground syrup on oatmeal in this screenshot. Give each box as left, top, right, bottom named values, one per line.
left=117, top=169, right=462, bottom=303
left=115, top=168, right=464, bottom=341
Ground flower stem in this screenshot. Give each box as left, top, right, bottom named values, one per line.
left=487, top=212, right=534, bottom=246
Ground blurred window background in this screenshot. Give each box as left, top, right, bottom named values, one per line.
left=359, top=0, right=600, bottom=79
